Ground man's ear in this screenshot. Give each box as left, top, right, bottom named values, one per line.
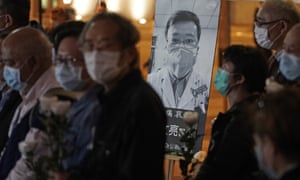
left=234, top=74, right=245, bottom=84
left=279, top=20, right=288, bottom=34
left=4, top=15, right=13, bottom=28
left=27, top=56, right=37, bottom=68
left=124, top=46, right=138, bottom=66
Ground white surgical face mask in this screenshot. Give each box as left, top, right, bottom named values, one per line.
left=55, top=63, right=87, bottom=91
left=254, top=25, right=274, bottom=50
left=84, top=50, right=122, bottom=85
left=167, top=47, right=197, bottom=79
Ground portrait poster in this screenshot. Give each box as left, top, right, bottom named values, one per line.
left=147, top=0, right=221, bottom=156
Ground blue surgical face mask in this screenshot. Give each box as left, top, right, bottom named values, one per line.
left=214, top=68, right=230, bottom=96
left=55, top=63, right=87, bottom=91
left=254, top=146, right=279, bottom=180
left=3, top=65, right=27, bottom=91
left=279, top=52, right=300, bottom=81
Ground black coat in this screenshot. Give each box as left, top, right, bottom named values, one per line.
left=0, top=90, right=22, bottom=152
left=196, top=95, right=262, bottom=180
left=280, top=165, right=300, bottom=180
left=78, top=70, right=167, bottom=180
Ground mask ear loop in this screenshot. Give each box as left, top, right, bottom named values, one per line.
left=22, top=56, right=39, bottom=87
left=225, top=73, right=244, bottom=96
left=267, top=20, right=287, bottom=46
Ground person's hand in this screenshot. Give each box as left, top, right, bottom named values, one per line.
left=191, top=151, right=207, bottom=178
left=265, top=77, right=284, bottom=93
left=48, top=171, right=70, bottom=180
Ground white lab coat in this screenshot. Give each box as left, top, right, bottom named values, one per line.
left=147, top=68, right=208, bottom=112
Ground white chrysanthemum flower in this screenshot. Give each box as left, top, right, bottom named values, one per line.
left=39, top=96, right=59, bottom=113
left=50, top=101, right=72, bottom=115
left=18, top=141, right=37, bottom=159
left=183, top=111, right=198, bottom=126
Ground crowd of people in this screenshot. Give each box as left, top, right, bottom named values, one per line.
left=0, top=0, right=299, bottom=180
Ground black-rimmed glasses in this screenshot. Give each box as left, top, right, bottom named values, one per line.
left=54, top=55, right=79, bottom=66
left=254, top=18, right=288, bottom=27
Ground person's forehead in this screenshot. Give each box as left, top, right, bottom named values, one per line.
left=58, top=37, right=79, bottom=51
left=221, top=61, right=234, bottom=72
left=285, top=28, right=300, bottom=44
left=1, top=46, right=14, bottom=59
left=256, top=5, right=274, bottom=21
left=167, top=21, right=197, bottom=37
left=58, top=37, right=83, bottom=59
left=85, top=20, right=119, bottom=40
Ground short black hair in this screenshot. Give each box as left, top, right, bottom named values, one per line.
left=50, top=21, right=85, bottom=52
left=223, top=45, right=267, bottom=93
left=165, top=10, right=201, bottom=42
left=1, top=0, right=30, bottom=26
left=100, top=1, right=107, bottom=9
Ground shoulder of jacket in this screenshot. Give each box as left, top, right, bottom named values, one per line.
left=43, top=87, right=78, bottom=101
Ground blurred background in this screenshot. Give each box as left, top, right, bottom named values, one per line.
left=28, top=1, right=300, bottom=179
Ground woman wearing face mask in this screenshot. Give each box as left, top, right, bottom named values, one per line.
left=196, top=45, right=268, bottom=180
left=250, top=88, right=300, bottom=180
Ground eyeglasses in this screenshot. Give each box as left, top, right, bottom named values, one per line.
left=54, top=55, right=79, bottom=66
left=2, top=58, right=17, bottom=67
left=254, top=18, right=288, bottom=27
left=168, top=38, right=198, bottom=50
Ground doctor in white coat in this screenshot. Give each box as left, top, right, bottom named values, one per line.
left=148, top=10, right=208, bottom=112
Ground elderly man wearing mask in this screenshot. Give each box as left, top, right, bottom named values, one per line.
left=5, top=21, right=100, bottom=180
left=70, top=12, right=166, bottom=180
left=0, top=39, right=22, bottom=153
left=254, top=0, right=300, bottom=83
left=0, top=27, right=59, bottom=179
left=0, top=0, right=32, bottom=154
left=265, top=23, right=300, bottom=92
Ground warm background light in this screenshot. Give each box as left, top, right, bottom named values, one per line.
left=75, top=14, right=82, bottom=20
left=106, top=0, right=120, bottom=12
left=131, top=0, right=146, bottom=20
left=63, top=0, right=72, bottom=4
left=105, top=0, right=154, bottom=20
left=139, top=18, right=147, bottom=24
left=72, top=0, right=97, bottom=20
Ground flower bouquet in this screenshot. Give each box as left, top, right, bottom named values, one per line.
left=19, top=95, right=73, bottom=179
left=179, top=111, right=199, bottom=180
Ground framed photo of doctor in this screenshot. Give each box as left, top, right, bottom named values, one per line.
left=147, top=0, right=220, bottom=154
